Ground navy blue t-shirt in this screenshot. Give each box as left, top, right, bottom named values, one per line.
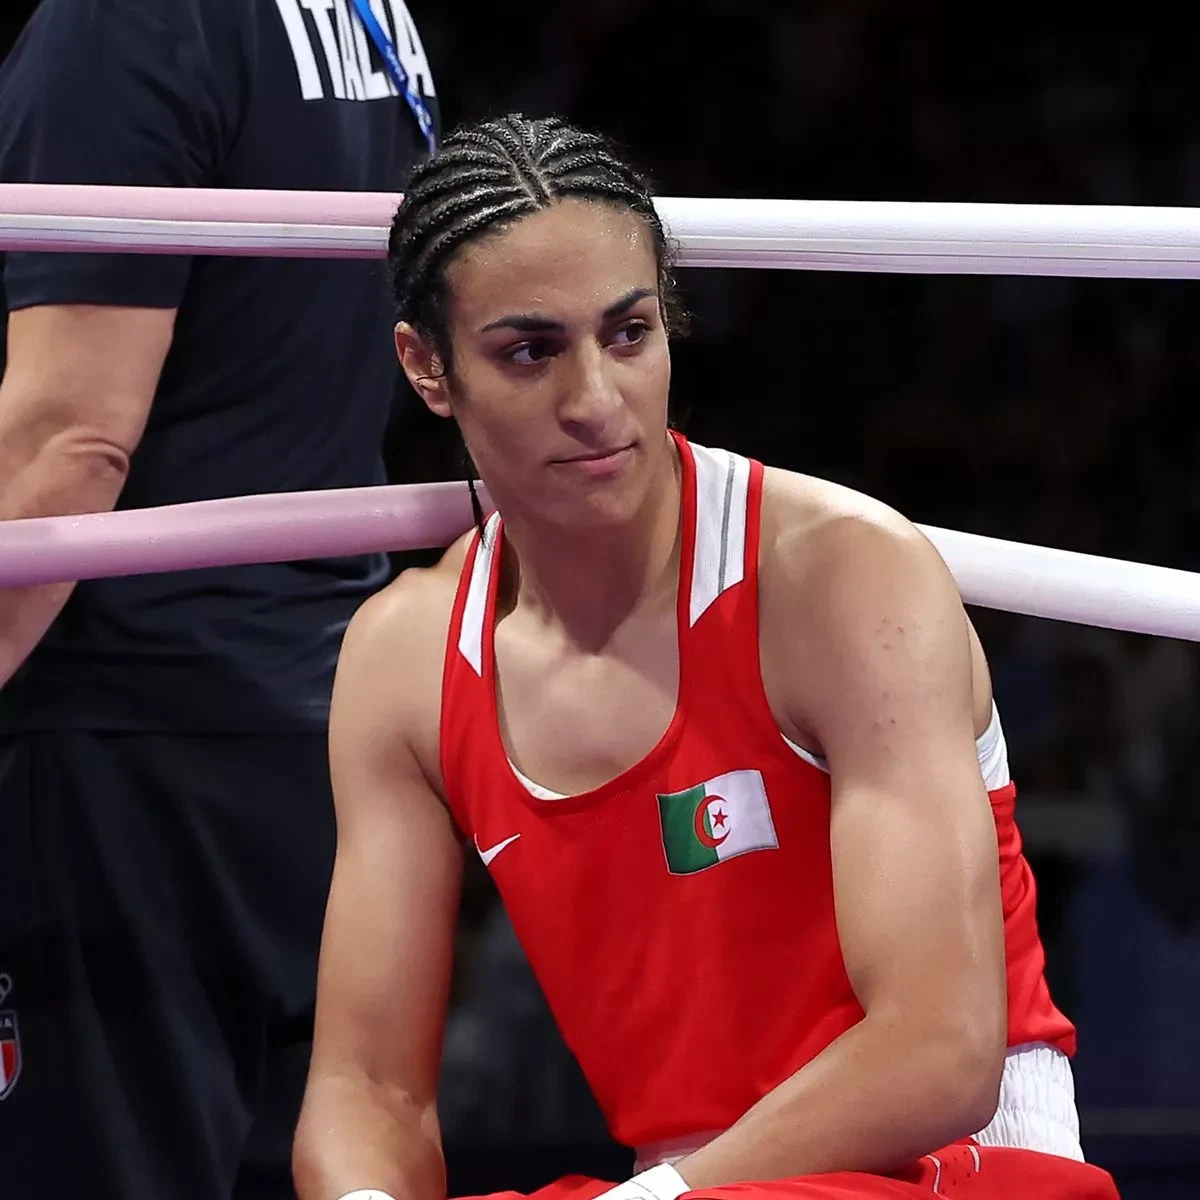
left=0, top=0, right=438, bottom=732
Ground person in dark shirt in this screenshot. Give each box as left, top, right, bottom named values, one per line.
left=0, top=1, right=437, bottom=1195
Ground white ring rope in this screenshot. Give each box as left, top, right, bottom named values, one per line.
left=7, top=184, right=1200, bottom=276
left=3, top=184, right=1198, bottom=640
left=1, top=485, right=1199, bottom=642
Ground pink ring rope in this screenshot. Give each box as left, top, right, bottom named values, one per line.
left=0, top=484, right=481, bottom=587
left=0, top=184, right=398, bottom=226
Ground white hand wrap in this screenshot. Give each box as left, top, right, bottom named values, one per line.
left=597, top=1163, right=690, bottom=1200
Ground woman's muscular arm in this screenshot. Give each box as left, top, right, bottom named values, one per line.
left=293, top=566, right=465, bottom=1200
left=677, top=497, right=1006, bottom=1186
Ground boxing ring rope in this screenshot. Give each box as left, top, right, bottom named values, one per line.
left=3, top=185, right=1200, bottom=641
left=4, top=487, right=1200, bottom=642
left=8, top=184, right=1200, bottom=276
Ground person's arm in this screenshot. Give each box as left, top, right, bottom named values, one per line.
left=677, top=512, right=1006, bottom=1186
left=0, top=304, right=175, bottom=684
left=294, top=575, right=464, bottom=1200
left=0, top=0, right=239, bottom=683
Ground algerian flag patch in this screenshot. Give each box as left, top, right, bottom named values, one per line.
left=657, top=770, right=778, bottom=875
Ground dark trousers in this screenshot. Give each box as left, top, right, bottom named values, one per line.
left=0, top=731, right=335, bottom=1199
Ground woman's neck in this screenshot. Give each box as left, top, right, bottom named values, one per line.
left=497, top=451, right=683, bottom=651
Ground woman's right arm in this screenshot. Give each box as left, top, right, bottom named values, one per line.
left=294, top=573, right=465, bottom=1200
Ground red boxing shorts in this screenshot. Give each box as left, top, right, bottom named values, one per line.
left=457, top=1141, right=1120, bottom=1200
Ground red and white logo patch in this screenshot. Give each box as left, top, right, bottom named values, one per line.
left=0, top=974, right=21, bottom=1101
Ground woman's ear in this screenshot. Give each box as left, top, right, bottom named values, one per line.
left=395, top=322, right=452, bottom=417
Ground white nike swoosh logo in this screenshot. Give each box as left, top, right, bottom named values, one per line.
left=475, top=833, right=521, bottom=867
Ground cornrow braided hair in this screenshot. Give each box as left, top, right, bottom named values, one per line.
left=387, top=114, right=688, bottom=537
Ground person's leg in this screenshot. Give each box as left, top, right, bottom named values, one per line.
left=234, top=1032, right=313, bottom=1200
left=894, top=1143, right=1120, bottom=1200
left=454, top=1145, right=1122, bottom=1200
left=0, top=731, right=256, bottom=1200
left=457, top=1178, right=613, bottom=1200
left=684, top=1144, right=1121, bottom=1199
left=230, top=734, right=336, bottom=1200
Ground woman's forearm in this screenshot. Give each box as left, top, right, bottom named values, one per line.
left=676, top=1013, right=1002, bottom=1187
left=293, top=1073, right=446, bottom=1200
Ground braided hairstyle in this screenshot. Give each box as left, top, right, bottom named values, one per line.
left=387, top=114, right=687, bottom=532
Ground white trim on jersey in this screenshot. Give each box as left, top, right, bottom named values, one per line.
left=457, top=512, right=502, bottom=676
left=974, top=701, right=1012, bottom=788
left=688, top=443, right=751, bottom=627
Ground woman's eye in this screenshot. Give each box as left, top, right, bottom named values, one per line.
left=506, top=339, right=555, bottom=366
left=611, top=321, right=649, bottom=348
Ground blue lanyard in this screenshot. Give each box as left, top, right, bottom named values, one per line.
left=349, top=0, right=436, bottom=155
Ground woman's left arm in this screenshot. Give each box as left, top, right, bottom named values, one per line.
left=676, top=514, right=1007, bottom=1187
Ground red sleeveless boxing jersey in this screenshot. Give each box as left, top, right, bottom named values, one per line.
left=439, top=434, right=1075, bottom=1149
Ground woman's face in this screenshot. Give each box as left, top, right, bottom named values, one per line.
left=404, top=197, right=673, bottom=531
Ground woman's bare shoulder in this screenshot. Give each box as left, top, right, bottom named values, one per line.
left=333, top=531, right=478, bottom=773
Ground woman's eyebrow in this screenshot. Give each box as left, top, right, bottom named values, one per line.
left=479, top=287, right=656, bottom=334
left=602, top=286, right=656, bottom=319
